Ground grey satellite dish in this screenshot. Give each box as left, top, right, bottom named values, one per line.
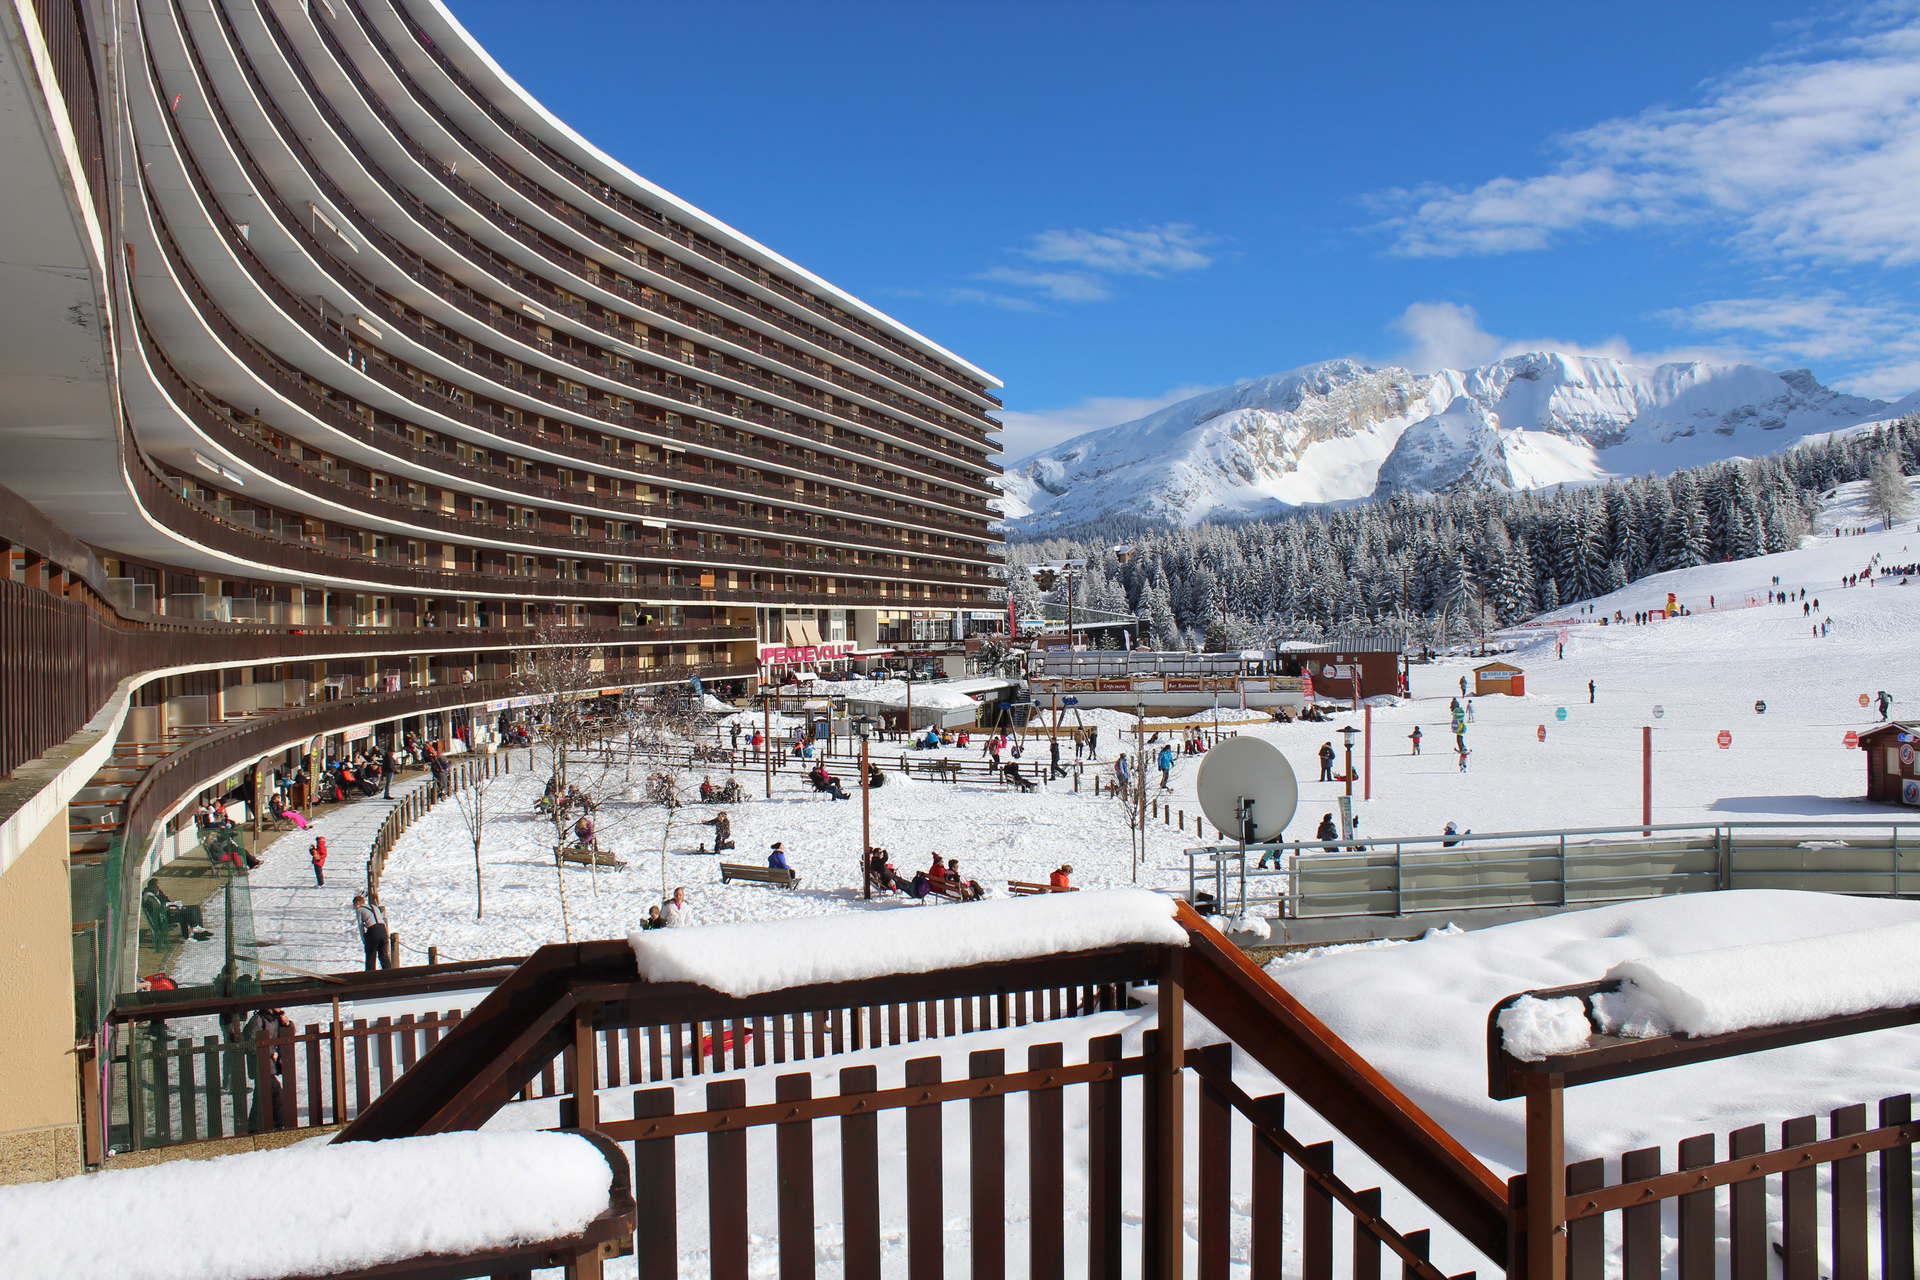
left=1196, top=736, right=1298, bottom=843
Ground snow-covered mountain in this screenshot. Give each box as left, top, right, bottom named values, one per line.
left=998, top=353, right=1903, bottom=531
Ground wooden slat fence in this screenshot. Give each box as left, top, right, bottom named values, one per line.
left=365, top=752, right=506, bottom=894
left=1531, top=1095, right=1917, bottom=1280
left=110, top=978, right=1134, bottom=1150
left=600, top=1035, right=1476, bottom=1280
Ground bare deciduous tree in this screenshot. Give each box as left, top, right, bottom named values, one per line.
left=450, top=768, right=495, bottom=920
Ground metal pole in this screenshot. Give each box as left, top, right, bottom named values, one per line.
left=1343, top=738, right=1354, bottom=799
left=1134, top=703, right=1146, bottom=883
left=762, top=693, right=772, bottom=800
left=860, top=734, right=872, bottom=900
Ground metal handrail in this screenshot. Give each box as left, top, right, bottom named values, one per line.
left=1187, top=821, right=1917, bottom=920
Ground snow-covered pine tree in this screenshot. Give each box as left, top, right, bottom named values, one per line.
left=1867, top=450, right=1914, bottom=528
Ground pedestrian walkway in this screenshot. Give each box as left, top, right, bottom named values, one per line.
left=250, top=773, right=441, bottom=974
left=168, top=772, right=440, bottom=983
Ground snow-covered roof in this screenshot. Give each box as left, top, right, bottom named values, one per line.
left=0, top=1132, right=614, bottom=1280
left=630, top=888, right=1186, bottom=996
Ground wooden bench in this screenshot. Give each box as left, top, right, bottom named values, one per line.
left=1007, top=880, right=1077, bottom=896
left=721, top=862, right=799, bottom=888
left=927, top=878, right=978, bottom=903
left=555, top=844, right=627, bottom=869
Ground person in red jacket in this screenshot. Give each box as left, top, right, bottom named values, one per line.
left=1049, top=864, right=1073, bottom=891
left=310, top=836, right=328, bottom=886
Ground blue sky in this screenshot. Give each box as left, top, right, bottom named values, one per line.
left=448, top=1, right=1920, bottom=460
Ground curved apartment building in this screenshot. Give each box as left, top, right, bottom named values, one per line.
left=0, top=0, right=1001, bottom=1177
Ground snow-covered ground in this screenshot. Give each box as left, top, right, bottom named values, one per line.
left=277, top=481, right=1920, bottom=966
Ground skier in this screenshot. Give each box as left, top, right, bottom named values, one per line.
left=1456, top=744, right=1471, bottom=772
left=1465, top=698, right=1475, bottom=723
left=1878, top=691, right=1894, bottom=721
left=1049, top=738, right=1066, bottom=780
left=1316, top=741, right=1336, bottom=783
left=1588, top=680, right=1596, bottom=704
left=1114, top=753, right=1131, bottom=795
left=1408, top=726, right=1423, bottom=756
left=1157, top=743, right=1175, bottom=790
left=309, top=836, right=327, bottom=887
left=1459, top=675, right=1468, bottom=696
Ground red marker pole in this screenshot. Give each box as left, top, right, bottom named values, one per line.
left=1642, top=725, right=1652, bottom=836
left=1363, top=705, right=1373, bottom=801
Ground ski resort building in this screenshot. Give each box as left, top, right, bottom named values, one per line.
left=0, top=0, right=1001, bottom=1179
left=1858, top=722, right=1920, bottom=805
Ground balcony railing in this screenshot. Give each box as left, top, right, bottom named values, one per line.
left=194, top=2, right=998, bottom=500
left=373, top=0, right=1002, bottom=420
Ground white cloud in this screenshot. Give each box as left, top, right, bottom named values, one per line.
left=942, top=287, right=1045, bottom=312
left=1375, top=9, right=1920, bottom=265
left=1660, top=292, right=1920, bottom=397
left=1020, top=223, right=1217, bottom=276
left=1388, top=302, right=1505, bottom=372
left=950, top=222, right=1219, bottom=310
left=976, top=267, right=1113, bottom=303
left=1382, top=301, right=1743, bottom=373
left=996, top=384, right=1221, bottom=462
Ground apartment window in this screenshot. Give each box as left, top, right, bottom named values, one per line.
left=471, top=497, right=487, bottom=520
left=617, top=563, right=636, bottom=584
left=570, top=516, right=587, bottom=536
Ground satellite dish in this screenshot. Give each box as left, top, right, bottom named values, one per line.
left=1196, top=736, right=1298, bottom=843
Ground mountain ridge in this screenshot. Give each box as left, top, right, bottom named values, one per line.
left=998, top=352, right=1905, bottom=532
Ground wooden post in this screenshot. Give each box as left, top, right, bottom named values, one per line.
left=1522, top=1072, right=1567, bottom=1280
left=324, top=996, right=349, bottom=1127
left=1149, top=951, right=1186, bottom=1279
left=1641, top=726, right=1652, bottom=836
left=77, top=1040, right=103, bottom=1166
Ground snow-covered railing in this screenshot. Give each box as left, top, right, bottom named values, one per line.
left=336, top=899, right=1512, bottom=1275
left=1186, top=820, right=1920, bottom=923
left=0, top=1129, right=633, bottom=1280
left=1486, top=947, right=1920, bottom=1280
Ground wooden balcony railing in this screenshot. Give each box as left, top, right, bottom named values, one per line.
left=332, top=906, right=1509, bottom=1278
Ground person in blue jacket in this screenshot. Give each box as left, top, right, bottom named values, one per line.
left=1157, top=743, right=1176, bottom=790
left=768, top=842, right=793, bottom=872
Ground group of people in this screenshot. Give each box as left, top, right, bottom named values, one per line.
left=697, top=775, right=745, bottom=804
left=864, top=848, right=986, bottom=901
left=637, top=886, right=696, bottom=930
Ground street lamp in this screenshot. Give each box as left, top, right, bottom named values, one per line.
left=1338, top=724, right=1360, bottom=798
left=854, top=714, right=875, bottom=899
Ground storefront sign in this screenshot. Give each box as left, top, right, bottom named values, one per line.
left=758, top=642, right=854, bottom=666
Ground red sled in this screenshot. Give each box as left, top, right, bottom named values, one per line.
left=695, top=1029, right=754, bottom=1060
